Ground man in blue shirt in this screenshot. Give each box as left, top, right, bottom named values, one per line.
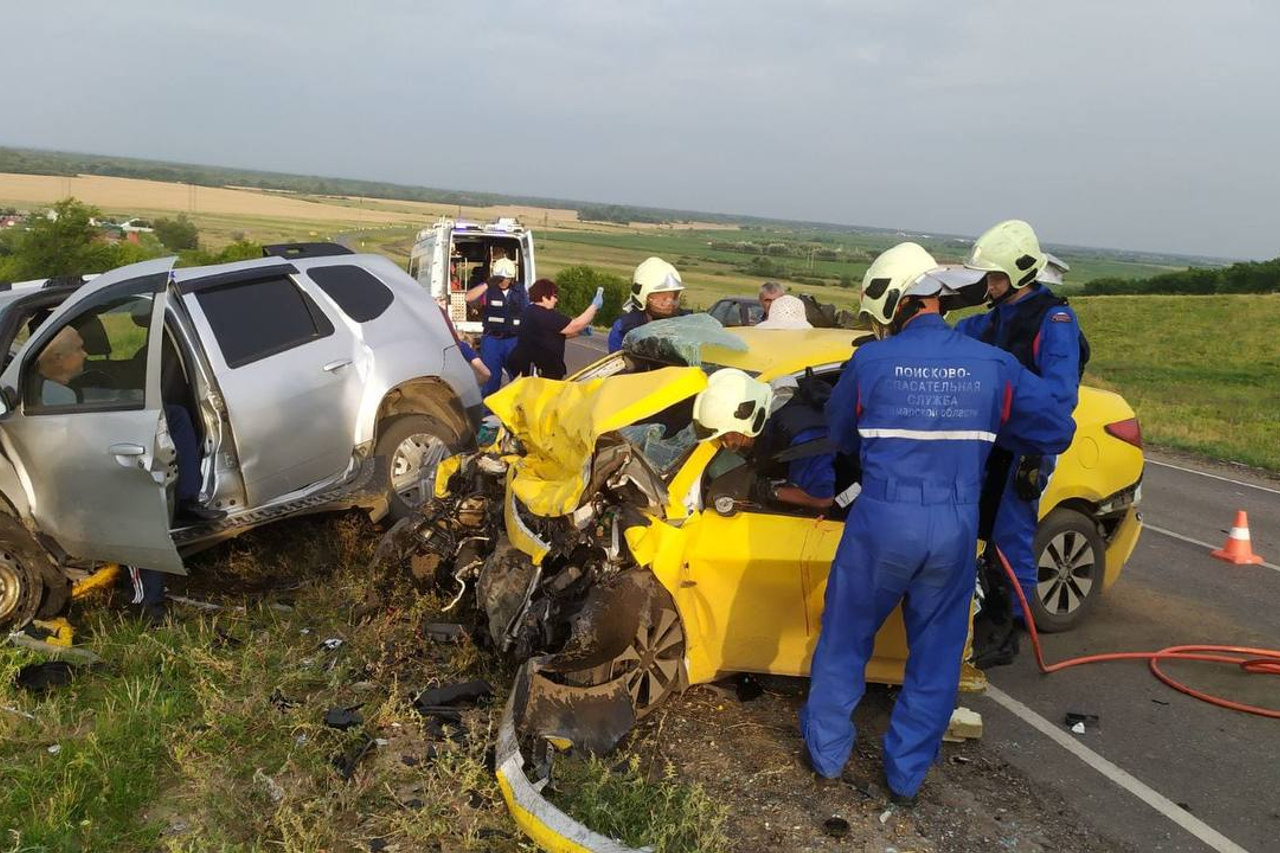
left=466, top=257, right=526, bottom=397
left=943, top=221, right=1088, bottom=622
left=608, top=257, right=687, bottom=353
left=800, top=242, right=1075, bottom=805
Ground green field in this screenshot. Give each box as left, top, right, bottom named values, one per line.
left=1071, top=294, right=1280, bottom=469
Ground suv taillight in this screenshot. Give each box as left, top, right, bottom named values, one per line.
left=1104, top=417, right=1143, bottom=449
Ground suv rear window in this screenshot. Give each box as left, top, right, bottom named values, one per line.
left=196, top=276, right=334, bottom=368
left=306, top=265, right=394, bottom=322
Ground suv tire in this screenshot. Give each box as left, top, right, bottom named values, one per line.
left=376, top=414, right=462, bottom=522
left=1030, top=508, right=1106, bottom=633
left=0, top=514, right=58, bottom=630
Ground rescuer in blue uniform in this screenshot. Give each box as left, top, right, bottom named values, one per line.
left=608, top=257, right=687, bottom=353
left=799, top=242, right=1075, bottom=804
left=944, top=221, right=1088, bottom=623
left=466, top=257, right=526, bottom=397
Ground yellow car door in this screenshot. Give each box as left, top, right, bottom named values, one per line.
left=799, top=518, right=912, bottom=686
left=680, top=508, right=816, bottom=679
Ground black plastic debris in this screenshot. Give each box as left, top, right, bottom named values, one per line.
left=270, top=689, right=300, bottom=712
left=823, top=817, right=850, bottom=839
left=735, top=673, right=763, bottom=702
left=368, top=838, right=388, bottom=852
left=324, top=705, right=364, bottom=730
left=424, top=717, right=468, bottom=744
left=1064, top=712, right=1100, bottom=729
left=332, top=733, right=375, bottom=780
left=400, top=754, right=420, bottom=767
left=15, top=661, right=78, bottom=693
left=413, top=679, right=493, bottom=712
left=424, top=622, right=467, bottom=643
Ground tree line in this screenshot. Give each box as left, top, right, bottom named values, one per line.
left=1085, top=257, right=1280, bottom=295
left=0, top=198, right=262, bottom=282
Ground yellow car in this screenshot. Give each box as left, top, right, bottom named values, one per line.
left=419, top=322, right=1143, bottom=748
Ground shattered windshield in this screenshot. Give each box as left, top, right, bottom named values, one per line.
left=622, top=313, right=748, bottom=367
left=618, top=422, right=699, bottom=477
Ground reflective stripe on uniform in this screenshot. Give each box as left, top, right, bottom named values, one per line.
left=858, top=428, right=997, bottom=442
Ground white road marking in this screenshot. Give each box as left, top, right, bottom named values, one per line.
left=1146, top=458, right=1280, bottom=496
left=984, top=685, right=1252, bottom=853
left=1143, top=523, right=1280, bottom=573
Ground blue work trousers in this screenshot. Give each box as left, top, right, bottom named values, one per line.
left=479, top=335, right=519, bottom=398
left=991, top=457, right=1055, bottom=619
left=801, top=493, right=977, bottom=797
left=165, top=404, right=200, bottom=502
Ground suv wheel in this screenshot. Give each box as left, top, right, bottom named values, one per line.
left=0, top=514, right=59, bottom=630
left=1030, top=508, right=1106, bottom=632
left=376, top=415, right=461, bottom=521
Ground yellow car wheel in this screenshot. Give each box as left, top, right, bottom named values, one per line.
left=1031, top=508, right=1107, bottom=632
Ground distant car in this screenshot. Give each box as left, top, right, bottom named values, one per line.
left=0, top=248, right=481, bottom=630
left=707, top=296, right=764, bottom=327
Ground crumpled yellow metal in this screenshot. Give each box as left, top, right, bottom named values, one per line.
left=484, top=367, right=707, bottom=517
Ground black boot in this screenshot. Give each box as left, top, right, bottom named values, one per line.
left=176, top=500, right=227, bottom=524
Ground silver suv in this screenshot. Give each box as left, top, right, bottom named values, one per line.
left=0, top=248, right=481, bottom=629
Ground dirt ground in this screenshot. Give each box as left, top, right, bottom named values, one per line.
left=623, top=678, right=1137, bottom=853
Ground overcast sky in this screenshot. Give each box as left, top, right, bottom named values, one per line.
left=3, top=1, right=1277, bottom=258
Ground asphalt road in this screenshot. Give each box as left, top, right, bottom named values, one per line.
left=562, top=335, right=1279, bottom=852
left=976, top=455, right=1280, bottom=853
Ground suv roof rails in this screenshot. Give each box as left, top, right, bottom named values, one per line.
left=42, top=275, right=87, bottom=290
left=261, top=242, right=354, bottom=259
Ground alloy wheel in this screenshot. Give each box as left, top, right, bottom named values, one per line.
left=1036, top=529, right=1097, bottom=616
left=611, top=606, right=684, bottom=717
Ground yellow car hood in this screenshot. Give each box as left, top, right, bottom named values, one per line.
left=485, top=366, right=708, bottom=517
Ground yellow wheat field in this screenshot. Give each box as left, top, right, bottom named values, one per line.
left=0, top=173, right=421, bottom=224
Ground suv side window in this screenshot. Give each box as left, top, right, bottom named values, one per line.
left=23, top=290, right=154, bottom=413
left=195, top=275, right=334, bottom=368
left=306, top=265, right=394, bottom=322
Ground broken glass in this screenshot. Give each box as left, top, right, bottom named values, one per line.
left=622, top=313, right=747, bottom=367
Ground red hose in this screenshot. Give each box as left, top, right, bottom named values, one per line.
left=996, top=547, right=1280, bottom=719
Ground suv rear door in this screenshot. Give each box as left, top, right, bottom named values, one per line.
left=173, top=263, right=365, bottom=507
left=0, top=258, right=183, bottom=571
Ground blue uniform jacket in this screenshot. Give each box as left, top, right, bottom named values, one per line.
left=954, top=285, right=1081, bottom=414
left=607, top=311, right=648, bottom=353
left=827, top=314, right=1074, bottom=493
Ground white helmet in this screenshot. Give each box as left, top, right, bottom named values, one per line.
left=692, top=368, right=774, bottom=441
left=859, top=242, right=945, bottom=332
left=628, top=256, right=684, bottom=312
left=492, top=257, right=517, bottom=280
left=965, top=219, right=1045, bottom=291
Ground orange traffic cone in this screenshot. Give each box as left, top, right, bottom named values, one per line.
left=1211, top=511, right=1265, bottom=565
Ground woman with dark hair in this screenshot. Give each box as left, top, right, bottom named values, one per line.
left=509, top=278, right=603, bottom=380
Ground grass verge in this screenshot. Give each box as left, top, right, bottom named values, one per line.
left=1, top=513, right=731, bottom=852
left=1072, top=294, right=1280, bottom=470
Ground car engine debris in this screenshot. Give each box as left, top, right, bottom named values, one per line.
left=373, top=434, right=685, bottom=756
